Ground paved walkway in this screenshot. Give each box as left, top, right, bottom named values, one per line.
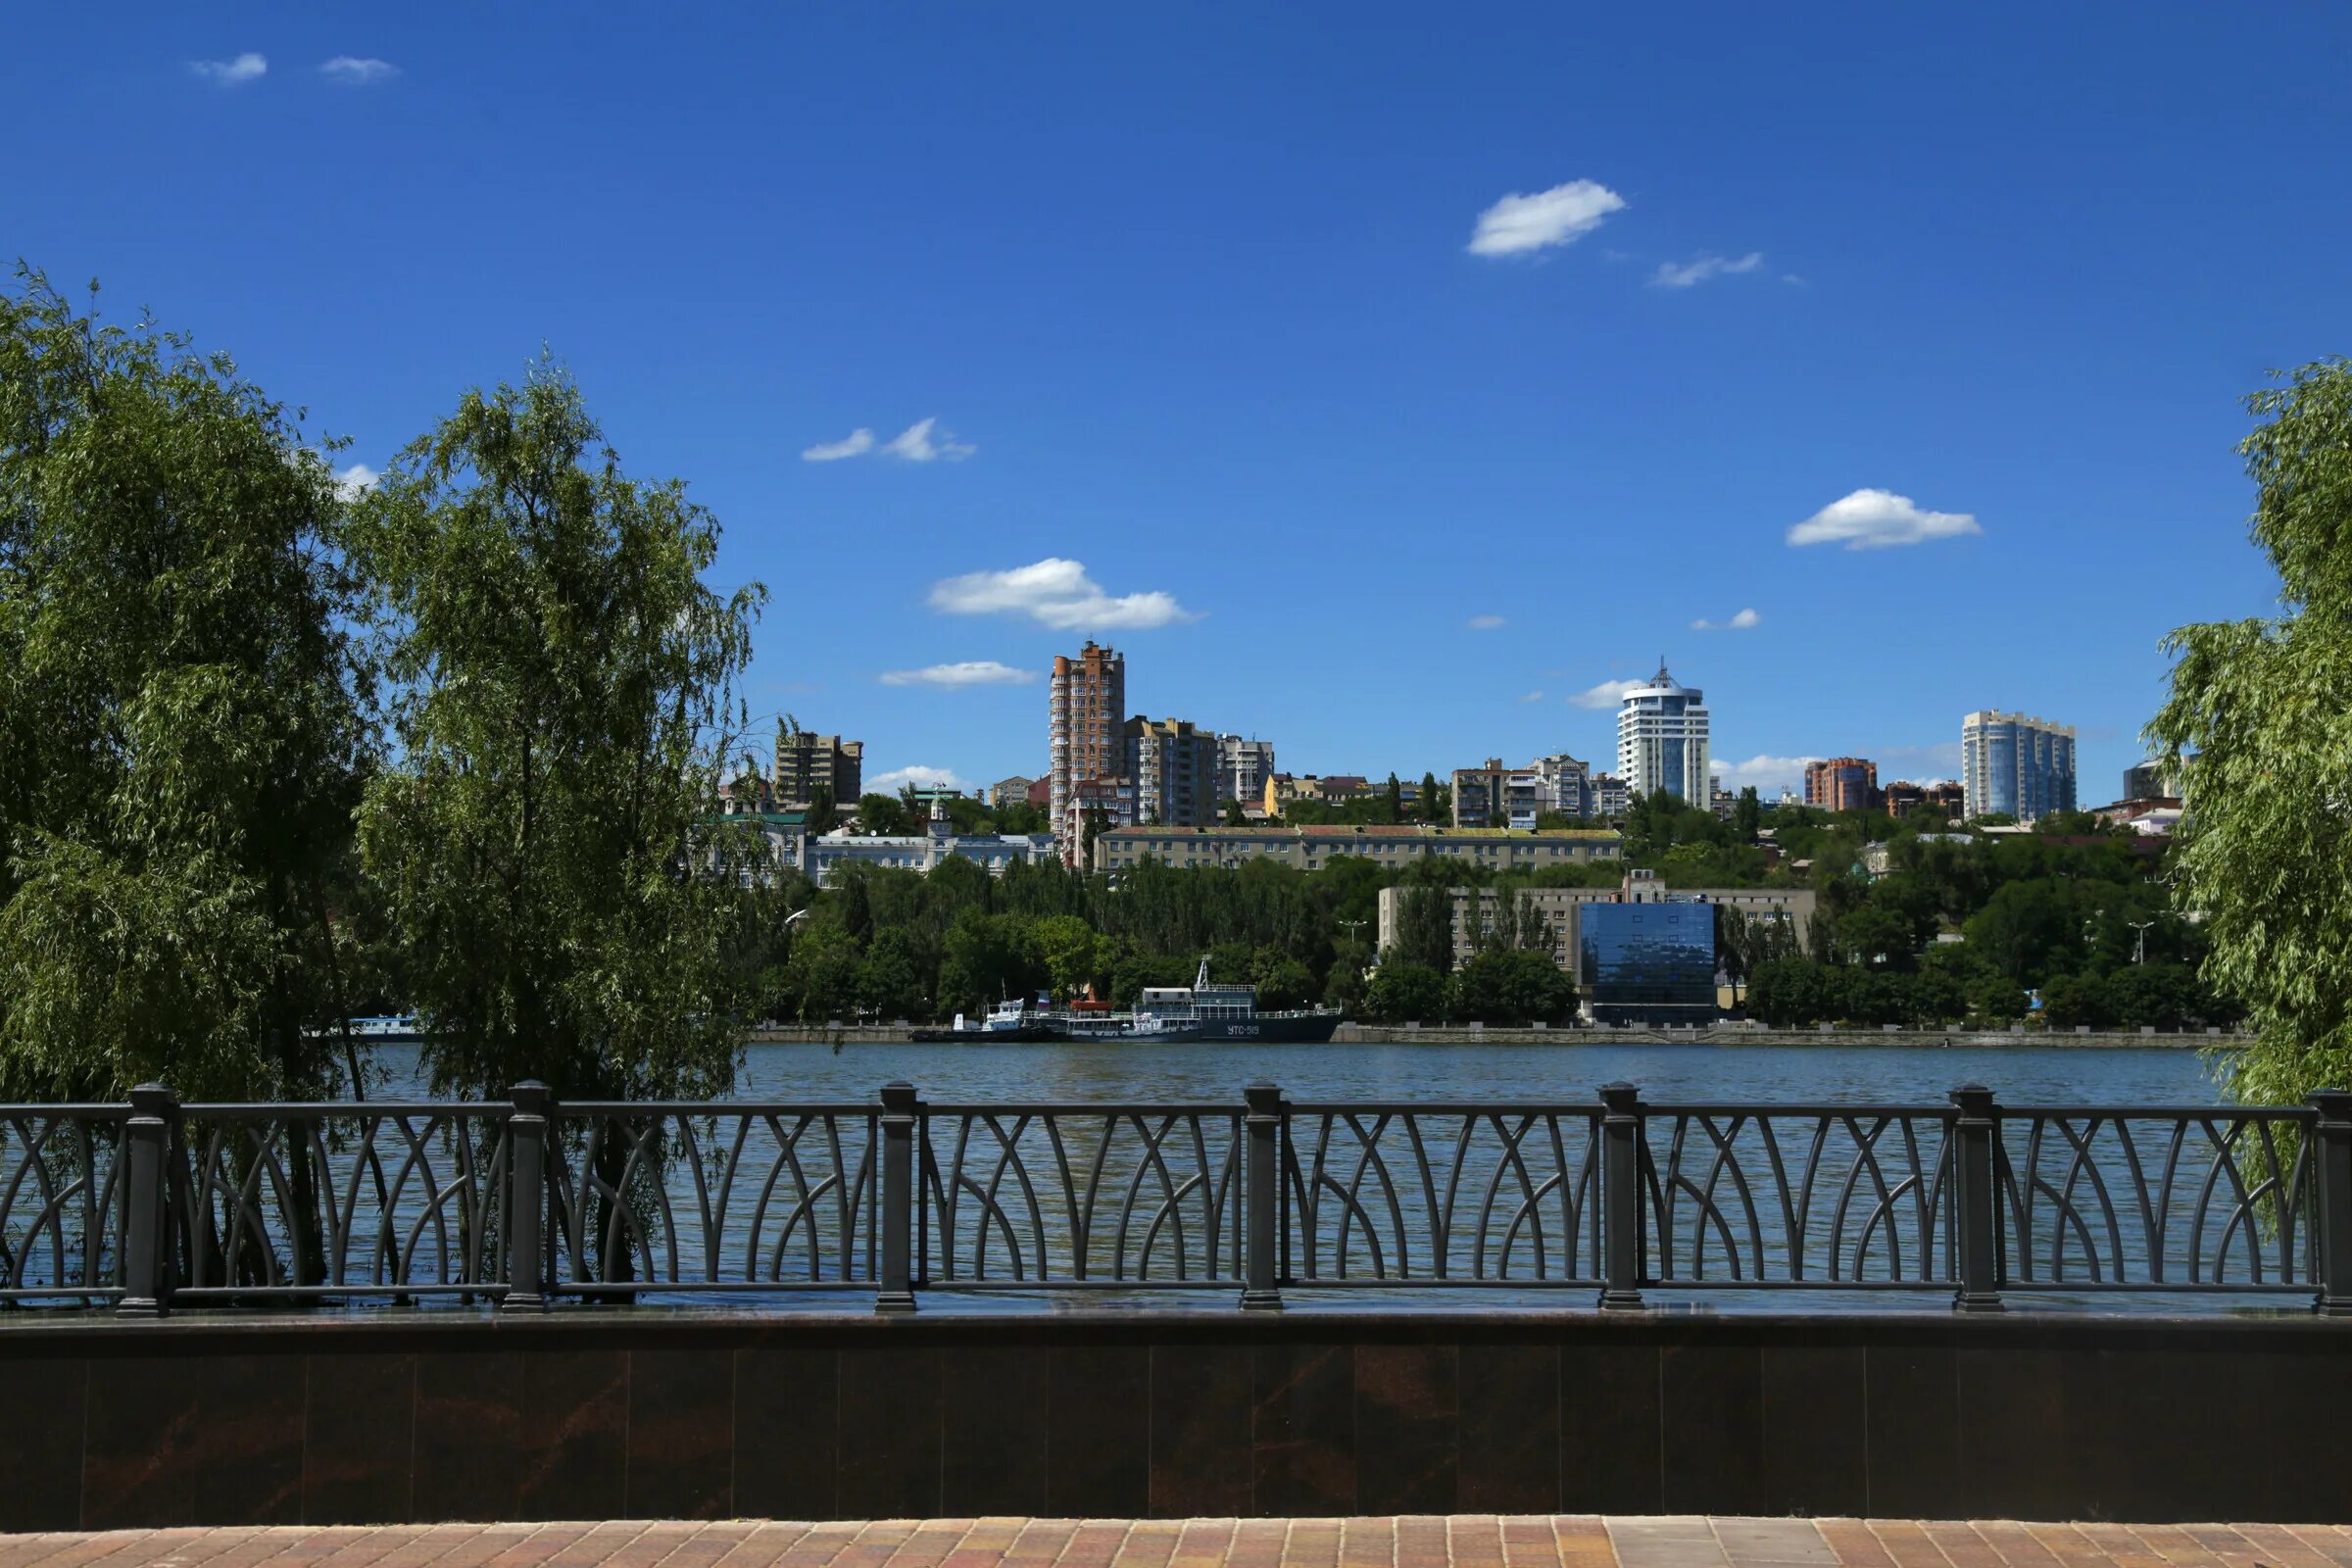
left=4, top=1518, right=2349, bottom=1568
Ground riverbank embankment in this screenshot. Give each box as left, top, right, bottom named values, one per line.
left=744, top=1023, right=2244, bottom=1049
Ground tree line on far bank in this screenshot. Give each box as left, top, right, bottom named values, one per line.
left=4, top=271, right=2349, bottom=1103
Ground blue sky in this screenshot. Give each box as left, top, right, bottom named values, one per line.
left=9, top=3, right=2346, bottom=801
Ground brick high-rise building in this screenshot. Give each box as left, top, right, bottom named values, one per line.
left=1050, top=641, right=1128, bottom=864
left=1802, top=757, right=1879, bottom=813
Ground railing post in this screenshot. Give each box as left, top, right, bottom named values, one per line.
left=1242, top=1082, right=1285, bottom=1311
left=503, top=1081, right=552, bottom=1312
left=118, top=1083, right=176, bottom=1318
left=876, top=1082, right=918, bottom=1314
left=2311, top=1090, right=2352, bottom=1317
left=1598, top=1082, right=1643, bottom=1311
left=1950, top=1084, right=2003, bottom=1313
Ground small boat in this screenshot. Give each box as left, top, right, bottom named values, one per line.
left=908, top=998, right=1056, bottom=1043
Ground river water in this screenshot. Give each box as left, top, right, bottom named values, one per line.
left=718, top=1040, right=2232, bottom=1106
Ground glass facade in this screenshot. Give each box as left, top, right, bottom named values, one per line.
left=1579, top=902, right=1717, bottom=1025
left=1963, top=712, right=2078, bottom=822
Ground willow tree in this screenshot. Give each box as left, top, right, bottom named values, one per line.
left=0, top=270, right=371, bottom=1102
left=2148, top=359, right=2352, bottom=1103
left=351, top=364, right=765, bottom=1102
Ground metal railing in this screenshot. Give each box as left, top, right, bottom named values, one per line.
left=5, top=1081, right=2350, bottom=1317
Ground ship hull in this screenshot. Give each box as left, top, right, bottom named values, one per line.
left=1180, top=1013, right=1343, bottom=1044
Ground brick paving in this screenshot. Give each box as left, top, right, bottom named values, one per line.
left=1, top=1519, right=2347, bottom=1568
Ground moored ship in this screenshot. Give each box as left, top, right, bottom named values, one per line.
left=908, top=998, right=1057, bottom=1043
left=1049, top=958, right=1343, bottom=1044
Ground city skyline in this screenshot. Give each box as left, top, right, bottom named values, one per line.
left=8, top=6, right=2339, bottom=800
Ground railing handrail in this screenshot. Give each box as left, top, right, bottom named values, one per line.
left=5, top=1079, right=2348, bottom=1319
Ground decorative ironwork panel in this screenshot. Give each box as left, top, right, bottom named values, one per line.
left=0, top=1107, right=127, bottom=1302
left=172, top=1105, right=510, bottom=1298
left=1996, top=1109, right=2315, bottom=1289
left=1642, top=1106, right=1954, bottom=1287
left=1283, top=1105, right=1603, bottom=1284
left=918, top=1105, right=1243, bottom=1284
left=547, top=1105, right=879, bottom=1292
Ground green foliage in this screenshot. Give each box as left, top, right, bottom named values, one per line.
left=1391, top=885, right=1457, bottom=973
left=1366, top=960, right=1448, bottom=1024
left=805, top=784, right=839, bottom=835
left=0, top=270, right=372, bottom=1100
left=2150, top=360, right=2352, bottom=1101
left=857, top=793, right=911, bottom=835
left=349, top=363, right=765, bottom=1100
left=1450, top=947, right=1577, bottom=1025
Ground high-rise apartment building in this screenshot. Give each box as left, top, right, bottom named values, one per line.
left=1616, top=662, right=1711, bottom=804
left=772, top=725, right=863, bottom=809
left=1126, top=716, right=1221, bottom=828
left=1530, top=754, right=1593, bottom=818
left=1451, top=759, right=1541, bottom=829
left=1803, top=757, right=1880, bottom=813
left=1050, top=642, right=1128, bottom=863
left=1217, top=736, right=1276, bottom=807
left=1962, top=710, right=2078, bottom=822
left=1591, top=773, right=1631, bottom=819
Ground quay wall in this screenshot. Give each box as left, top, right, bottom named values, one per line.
left=747, top=1023, right=2243, bottom=1049
left=0, top=1306, right=2342, bottom=1530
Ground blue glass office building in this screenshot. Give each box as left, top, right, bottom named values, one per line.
left=1579, top=901, right=1718, bottom=1026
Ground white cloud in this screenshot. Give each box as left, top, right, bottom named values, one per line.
left=1787, top=488, right=1983, bottom=550
left=878, top=661, right=1039, bottom=689
left=880, top=417, right=974, bottom=463
left=803, top=417, right=973, bottom=464
left=1691, top=608, right=1762, bottom=631
left=1467, top=179, right=1626, bottom=257
left=320, top=56, right=398, bottom=83
left=1649, top=252, right=1766, bottom=289
left=1569, top=678, right=1646, bottom=710
left=1466, top=613, right=1506, bottom=631
left=928, top=558, right=1199, bottom=631
left=1519, top=691, right=1546, bottom=704
left=333, top=463, right=379, bottom=501
left=802, top=428, right=875, bottom=462
left=869, top=764, right=969, bottom=794
left=191, top=52, right=268, bottom=85
left=1716, top=754, right=1823, bottom=793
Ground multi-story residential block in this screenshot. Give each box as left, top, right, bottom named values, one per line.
left=1710, top=779, right=1737, bottom=820
left=772, top=726, right=863, bottom=809
left=1050, top=641, right=1128, bottom=863
left=1097, top=824, right=1622, bottom=875
left=1961, top=710, right=2078, bottom=822
left=1803, top=757, right=1880, bottom=813
left=985, top=775, right=1036, bottom=809
left=1591, top=773, right=1631, bottom=819
left=1451, top=759, right=1542, bottom=829
left=1617, top=662, right=1711, bottom=803
left=1530, top=754, right=1593, bottom=818
left=1126, top=716, right=1221, bottom=828
left=1217, top=736, right=1276, bottom=807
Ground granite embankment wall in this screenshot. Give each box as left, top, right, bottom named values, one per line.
left=1, top=1307, right=2343, bottom=1530
left=747, top=1024, right=2244, bottom=1049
